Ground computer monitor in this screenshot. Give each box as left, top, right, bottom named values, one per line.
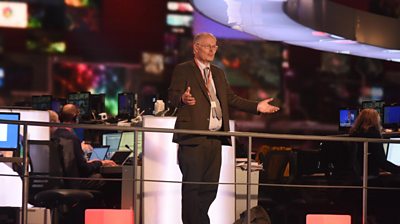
left=118, top=92, right=135, bottom=119
left=118, top=131, right=143, bottom=155
left=32, top=95, right=52, bottom=110
left=67, top=92, right=91, bottom=120
left=51, top=98, right=66, bottom=114
left=28, top=140, right=51, bottom=173
left=339, top=108, right=358, bottom=131
left=140, top=94, right=157, bottom=115
left=386, top=138, right=400, bottom=166
left=90, top=94, right=105, bottom=117
left=0, top=112, right=20, bottom=151
left=383, top=105, right=400, bottom=129
left=361, top=100, right=384, bottom=119
left=102, top=132, right=122, bottom=159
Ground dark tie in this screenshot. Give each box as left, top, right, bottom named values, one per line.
left=204, top=67, right=222, bottom=120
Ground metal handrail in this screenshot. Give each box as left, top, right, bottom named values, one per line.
left=1, top=119, right=400, bottom=224
left=3, top=119, right=400, bottom=142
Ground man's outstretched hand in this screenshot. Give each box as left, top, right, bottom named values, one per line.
left=181, top=86, right=196, bottom=105
left=257, top=98, right=280, bottom=114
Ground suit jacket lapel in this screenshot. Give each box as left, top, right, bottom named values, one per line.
left=191, top=61, right=210, bottom=102
left=211, top=66, right=223, bottom=102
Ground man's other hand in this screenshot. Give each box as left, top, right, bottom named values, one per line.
left=257, top=98, right=280, bottom=114
left=181, top=86, right=196, bottom=105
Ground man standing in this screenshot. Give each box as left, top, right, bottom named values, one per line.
left=168, top=32, right=279, bottom=224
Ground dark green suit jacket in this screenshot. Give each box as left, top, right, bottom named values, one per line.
left=168, top=60, right=259, bottom=146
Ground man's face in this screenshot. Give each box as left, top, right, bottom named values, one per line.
left=194, top=36, right=218, bottom=64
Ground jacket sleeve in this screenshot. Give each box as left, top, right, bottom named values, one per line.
left=168, top=64, right=187, bottom=108
left=73, top=138, right=102, bottom=177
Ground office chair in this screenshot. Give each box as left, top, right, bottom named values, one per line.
left=319, top=141, right=360, bottom=180
left=57, top=137, right=108, bottom=209
left=28, top=140, right=94, bottom=224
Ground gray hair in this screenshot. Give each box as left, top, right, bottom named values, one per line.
left=193, top=32, right=217, bottom=44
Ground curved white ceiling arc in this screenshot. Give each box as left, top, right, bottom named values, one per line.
left=191, top=0, right=400, bottom=62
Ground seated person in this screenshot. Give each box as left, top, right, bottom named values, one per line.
left=349, top=109, right=400, bottom=224
left=349, top=108, right=400, bottom=176
left=49, top=109, right=93, bottom=155
left=52, top=104, right=117, bottom=190
left=48, top=110, right=60, bottom=135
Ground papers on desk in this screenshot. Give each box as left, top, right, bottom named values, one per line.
left=235, top=159, right=263, bottom=172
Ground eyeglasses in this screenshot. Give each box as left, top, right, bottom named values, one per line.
left=197, top=43, right=218, bottom=50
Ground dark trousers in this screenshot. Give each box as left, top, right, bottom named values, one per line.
left=178, top=137, right=222, bottom=224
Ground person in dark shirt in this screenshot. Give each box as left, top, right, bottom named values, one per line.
left=349, top=108, right=400, bottom=176
left=52, top=104, right=119, bottom=223
left=349, top=109, right=400, bottom=224
left=52, top=104, right=116, bottom=188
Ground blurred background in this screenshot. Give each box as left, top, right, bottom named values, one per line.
left=0, top=0, right=400, bottom=138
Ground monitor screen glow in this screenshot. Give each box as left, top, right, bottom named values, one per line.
left=102, top=132, right=122, bottom=159
left=361, top=100, right=384, bottom=119
left=0, top=113, right=20, bottom=150
left=383, top=105, right=400, bottom=127
left=51, top=98, right=66, bottom=114
left=166, top=14, right=193, bottom=27
left=32, top=95, right=52, bottom=110
left=118, top=131, right=142, bottom=155
left=167, top=2, right=194, bottom=12
left=339, top=109, right=358, bottom=128
left=387, top=138, right=400, bottom=166
left=67, top=92, right=91, bottom=119
left=0, top=2, right=28, bottom=28
left=118, top=93, right=135, bottom=119
left=90, top=93, right=105, bottom=115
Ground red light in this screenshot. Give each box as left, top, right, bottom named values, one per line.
left=85, top=209, right=134, bottom=224
left=306, top=214, right=351, bottom=224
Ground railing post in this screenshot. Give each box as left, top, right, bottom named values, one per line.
left=362, top=141, right=368, bottom=224
left=133, top=130, right=139, bottom=224
left=246, top=136, right=252, bottom=224
left=21, top=124, right=29, bottom=224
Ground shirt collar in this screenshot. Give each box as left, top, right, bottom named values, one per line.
left=194, top=58, right=210, bottom=71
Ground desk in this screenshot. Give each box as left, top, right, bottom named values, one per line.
left=100, top=165, right=142, bottom=210
left=0, top=162, right=23, bottom=207
left=100, top=166, right=123, bottom=175
left=235, top=168, right=259, bottom=218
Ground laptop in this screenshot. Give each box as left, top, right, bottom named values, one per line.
left=110, top=151, right=132, bottom=165
left=89, top=146, right=110, bottom=161
left=387, top=138, right=400, bottom=165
